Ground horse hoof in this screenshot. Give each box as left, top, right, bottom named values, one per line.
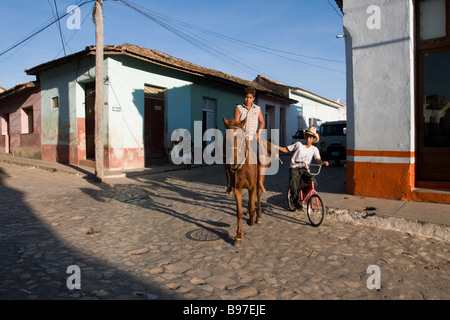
left=234, top=238, right=242, bottom=247
left=256, top=218, right=262, bottom=224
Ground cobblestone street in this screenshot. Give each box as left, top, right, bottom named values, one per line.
left=0, top=161, right=448, bottom=301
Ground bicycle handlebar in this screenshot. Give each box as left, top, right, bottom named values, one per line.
left=308, top=164, right=322, bottom=176
left=294, top=162, right=323, bottom=176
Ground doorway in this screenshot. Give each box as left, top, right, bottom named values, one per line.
left=1, top=113, right=10, bottom=154
left=144, top=85, right=166, bottom=166
left=84, top=82, right=96, bottom=160
left=416, top=0, right=450, bottom=185
left=265, top=105, right=274, bottom=141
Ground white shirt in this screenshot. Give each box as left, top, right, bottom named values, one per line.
left=287, top=142, right=321, bottom=168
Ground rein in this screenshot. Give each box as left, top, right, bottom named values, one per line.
left=227, top=126, right=248, bottom=173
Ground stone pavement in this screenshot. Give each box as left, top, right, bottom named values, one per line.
left=0, top=154, right=449, bottom=302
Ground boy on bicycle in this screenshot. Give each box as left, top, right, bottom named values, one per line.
left=277, top=126, right=329, bottom=205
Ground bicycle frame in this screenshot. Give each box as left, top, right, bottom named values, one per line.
left=295, top=164, right=322, bottom=206
left=287, top=164, right=325, bottom=226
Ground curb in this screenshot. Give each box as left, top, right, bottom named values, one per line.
left=326, top=207, right=449, bottom=243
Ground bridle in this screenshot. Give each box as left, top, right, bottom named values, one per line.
left=226, top=125, right=248, bottom=173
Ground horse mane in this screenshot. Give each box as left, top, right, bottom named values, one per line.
left=223, top=116, right=246, bottom=130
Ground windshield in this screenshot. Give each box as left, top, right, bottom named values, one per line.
left=320, top=125, right=346, bottom=136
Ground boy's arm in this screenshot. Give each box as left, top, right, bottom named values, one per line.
left=316, top=159, right=329, bottom=166
left=274, top=145, right=289, bottom=153
left=233, top=106, right=240, bottom=122
left=256, top=110, right=265, bottom=141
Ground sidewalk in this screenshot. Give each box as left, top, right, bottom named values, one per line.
left=1, top=154, right=449, bottom=230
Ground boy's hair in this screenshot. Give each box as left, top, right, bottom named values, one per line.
left=242, top=86, right=256, bottom=97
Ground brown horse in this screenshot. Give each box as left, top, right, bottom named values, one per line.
left=223, top=116, right=271, bottom=246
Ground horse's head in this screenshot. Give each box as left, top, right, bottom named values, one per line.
left=223, top=116, right=247, bottom=172
left=222, top=116, right=247, bottom=130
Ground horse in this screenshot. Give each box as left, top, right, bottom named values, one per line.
left=222, top=116, right=272, bottom=246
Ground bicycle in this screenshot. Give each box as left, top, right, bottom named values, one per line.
left=286, top=163, right=325, bottom=227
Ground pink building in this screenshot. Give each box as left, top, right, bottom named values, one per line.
left=0, top=82, right=42, bottom=159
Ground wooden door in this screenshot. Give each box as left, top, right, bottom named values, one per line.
left=144, top=98, right=165, bottom=165
left=85, top=82, right=96, bottom=160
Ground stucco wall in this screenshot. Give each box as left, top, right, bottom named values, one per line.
left=40, top=56, right=98, bottom=164
left=343, top=0, right=415, bottom=155
left=343, top=0, right=421, bottom=200
left=0, top=85, right=41, bottom=159
left=287, top=90, right=342, bottom=145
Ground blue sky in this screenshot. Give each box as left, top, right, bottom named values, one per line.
left=0, top=0, right=346, bottom=102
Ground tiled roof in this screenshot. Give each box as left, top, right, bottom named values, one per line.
left=0, top=81, right=38, bottom=100
left=25, top=43, right=296, bottom=103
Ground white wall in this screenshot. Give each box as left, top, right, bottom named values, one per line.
left=288, top=89, right=342, bottom=135
left=343, top=0, right=415, bottom=154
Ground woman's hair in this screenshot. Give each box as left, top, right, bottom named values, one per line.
left=242, top=86, right=256, bottom=97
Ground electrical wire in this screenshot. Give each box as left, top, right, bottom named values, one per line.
left=116, top=0, right=289, bottom=81
left=115, top=0, right=344, bottom=79
left=125, top=1, right=344, bottom=64
left=0, top=0, right=94, bottom=58
left=53, top=0, right=67, bottom=56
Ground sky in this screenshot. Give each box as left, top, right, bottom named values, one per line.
left=0, top=0, right=346, bottom=103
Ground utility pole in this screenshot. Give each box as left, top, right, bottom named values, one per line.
left=94, top=0, right=104, bottom=182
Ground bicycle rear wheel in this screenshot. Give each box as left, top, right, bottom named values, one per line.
left=286, top=188, right=297, bottom=212
left=306, top=194, right=325, bottom=227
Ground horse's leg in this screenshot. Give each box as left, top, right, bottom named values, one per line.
left=234, top=188, right=244, bottom=246
left=247, top=187, right=256, bottom=226
left=255, top=165, right=266, bottom=224
left=225, top=165, right=232, bottom=195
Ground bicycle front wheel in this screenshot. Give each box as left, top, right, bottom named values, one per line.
left=306, top=194, right=325, bottom=227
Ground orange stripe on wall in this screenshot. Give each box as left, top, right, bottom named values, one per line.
left=346, top=161, right=450, bottom=204
left=347, top=150, right=415, bottom=158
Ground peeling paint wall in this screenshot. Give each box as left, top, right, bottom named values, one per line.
left=40, top=56, right=98, bottom=164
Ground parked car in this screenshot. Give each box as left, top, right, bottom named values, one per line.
left=291, top=130, right=306, bottom=145
left=318, top=121, right=347, bottom=164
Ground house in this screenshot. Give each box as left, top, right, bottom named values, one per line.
left=0, top=82, right=41, bottom=159
left=21, top=43, right=296, bottom=170
left=254, top=75, right=345, bottom=141
left=337, top=0, right=450, bottom=204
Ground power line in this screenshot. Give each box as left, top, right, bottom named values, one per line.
left=53, top=0, right=67, bottom=56
left=116, top=0, right=290, bottom=82
left=0, top=0, right=94, bottom=58
left=136, top=6, right=345, bottom=64
left=115, top=0, right=344, bottom=77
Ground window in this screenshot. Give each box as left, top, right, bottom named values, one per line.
left=416, top=0, right=450, bottom=181
left=419, top=0, right=447, bottom=40
left=1, top=114, right=9, bottom=135
left=202, top=97, right=216, bottom=149
left=52, top=96, right=59, bottom=108
left=22, top=107, right=34, bottom=134
left=202, top=97, right=215, bottom=133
